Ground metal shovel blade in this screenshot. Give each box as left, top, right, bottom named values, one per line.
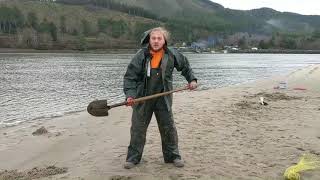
left=87, top=99, right=109, bottom=116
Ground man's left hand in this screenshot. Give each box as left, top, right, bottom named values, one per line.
left=188, top=80, right=198, bottom=90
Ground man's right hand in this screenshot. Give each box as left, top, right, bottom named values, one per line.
left=188, top=80, right=198, bottom=90
left=126, top=97, right=135, bottom=106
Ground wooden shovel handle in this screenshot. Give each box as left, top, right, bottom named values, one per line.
left=134, top=86, right=189, bottom=103
left=109, top=86, right=189, bottom=109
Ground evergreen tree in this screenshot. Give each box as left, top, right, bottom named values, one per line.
left=97, top=18, right=108, bottom=32
left=38, top=18, right=57, bottom=41
left=60, top=15, right=67, bottom=33
left=0, top=6, right=25, bottom=34
left=27, top=12, right=38, bottom=29
left=110, top=20, right=126, bottom=38
left=81, top=19, right=90, bottom=36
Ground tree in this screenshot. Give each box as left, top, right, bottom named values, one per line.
left=312, top=30, right=320, bottom=39
left=27, top=12, right=38, bottom=29
left=38, top=18, right=57, bottom=41
left=258, top=40, right=269, bottom=49
left=0, top=6, right=25, bottom=34
left=77, top=34, right=87, bottom=51
left=49, top=22, right=57, bottom=41
left=110, top=20, right=126, bottom=38
left=60, top=15, right=67, bottom=33
left=238, top=36, right=248, bottom=49
left=71, top=29, right=78, bottom=35
left=17, top=28, right=38, bottom=48
left=81, top=19, right=90, bottom=36
left=97, top=18, right=108, bottom=32
left=280, top=37, right=297, bottom=49
left=269, top=36, right=275, bottom=47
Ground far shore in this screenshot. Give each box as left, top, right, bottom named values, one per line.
left=1, top=48, right=320, bottom=54
left=229, top=49, right=320, bottom=54
left=0, top=48, right=138, bottom=54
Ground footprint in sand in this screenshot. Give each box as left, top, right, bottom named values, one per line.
left=113, top=121, right=122, bottom=125
left=309, top=67, right=319, bottom=74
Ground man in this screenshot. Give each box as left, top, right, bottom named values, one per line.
left=123, top=27, right=197, bottom=169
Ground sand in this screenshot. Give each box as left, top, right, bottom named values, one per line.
left=1, top=65, right=320, bottom=180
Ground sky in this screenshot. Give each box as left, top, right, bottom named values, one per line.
left=210, top=0, right=320, bottom=15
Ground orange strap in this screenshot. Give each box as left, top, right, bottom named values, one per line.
left=150, top=49, right=164, bottom=68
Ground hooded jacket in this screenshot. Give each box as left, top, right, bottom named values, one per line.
left=123, top=31, right=197, bottom=111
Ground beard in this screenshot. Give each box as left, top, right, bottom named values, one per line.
left=150, top=44, right=165, bottom=52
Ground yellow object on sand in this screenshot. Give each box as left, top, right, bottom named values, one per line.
left=284, top=154, right=320, bottom=180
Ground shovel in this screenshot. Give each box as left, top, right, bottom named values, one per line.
left=87, top=86, right=189, bottom=117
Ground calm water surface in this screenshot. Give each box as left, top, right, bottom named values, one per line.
left=1, top=53, right=319, bottom=128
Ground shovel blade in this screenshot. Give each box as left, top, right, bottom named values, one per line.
left=87, top=99, right=109, bottom=116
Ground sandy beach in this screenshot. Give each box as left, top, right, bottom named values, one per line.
left=1, top=64, right=320, bottom=180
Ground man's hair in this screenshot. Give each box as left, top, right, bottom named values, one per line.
left=149, top=27, right=170, bottom=43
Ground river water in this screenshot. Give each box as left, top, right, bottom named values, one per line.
left=1, top=53, right=319, bottom=128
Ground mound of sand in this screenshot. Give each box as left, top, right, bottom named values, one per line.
left=32, top=126, right=48, bottom=136
left=251, top=92, right=302, bottom=101
left=0, top=166, right=67, bottom=180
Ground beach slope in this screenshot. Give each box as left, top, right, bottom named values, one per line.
left=1, top=65, right=320, bottom=180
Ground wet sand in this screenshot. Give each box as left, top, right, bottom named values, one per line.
left=1, top=65, right=320, bottom=180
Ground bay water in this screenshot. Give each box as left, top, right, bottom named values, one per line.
left=1, top=53, right=319, bottom=128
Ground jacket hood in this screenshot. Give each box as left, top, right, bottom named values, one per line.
left=140, top=29, right=168, bottom=47
left=140, top=29, right=152, bottom=46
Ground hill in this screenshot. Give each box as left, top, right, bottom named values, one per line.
left=112, top=0, right=320, bottom=34
left=0, top=0, right=163, bottom=50
left=0, top=0, right=319, bottom=50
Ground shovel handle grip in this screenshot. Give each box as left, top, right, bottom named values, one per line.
left=109, top=101, right=127, bottom=109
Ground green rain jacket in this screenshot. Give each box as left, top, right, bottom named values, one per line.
left=123, top=32, right=197, bottom=111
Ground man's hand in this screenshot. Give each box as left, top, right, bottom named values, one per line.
left=188, top=80, right=198, bottom=90
left=126, top=97, right=135, bottom=106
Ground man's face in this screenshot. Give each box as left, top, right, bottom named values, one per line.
left=149, top=31, right=165, bottom=51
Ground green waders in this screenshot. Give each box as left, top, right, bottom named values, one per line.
left=126, top=67, right=181, bottom=164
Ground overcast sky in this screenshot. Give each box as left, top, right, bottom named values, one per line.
left=210, top=0, right=320, bottom=15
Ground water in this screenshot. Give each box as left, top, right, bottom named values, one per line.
left=1, top=53, right=319, bottom=128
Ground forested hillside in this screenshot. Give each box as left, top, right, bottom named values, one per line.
left=0, top=0, right=162, bottom=50
left=0, top=0, right=319, bottom=50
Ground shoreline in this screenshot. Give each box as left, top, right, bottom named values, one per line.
left=1, top=48, right=320, bottom=54
left=0, top=74, right=293, bottom=130
left=229, top=49, right=320, bottom=54
left=1, top=65, right=320, bottom=179
left=0, top=48, right=138, bottom=54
